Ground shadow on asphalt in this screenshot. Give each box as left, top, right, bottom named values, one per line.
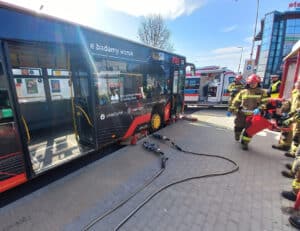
left=0, top=144, right=123, bottom=207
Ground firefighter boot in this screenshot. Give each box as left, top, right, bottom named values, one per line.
left=241, top=141, right=248, bottom=150
left=234, top=132, right=240, bottom=141
left=281, top=170, right=295, bottom=179
left=289, top=216, right=300, bottom=229
left=285, top=152, right=296, bottom=158
left=286, top=163, right=293, bottom=170
left=272, top=144, right=290, bottom=151
left=281, top=191, right=297, bottom=201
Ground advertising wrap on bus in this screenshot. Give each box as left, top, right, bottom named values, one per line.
left=0, top=3, right=187, bottom=193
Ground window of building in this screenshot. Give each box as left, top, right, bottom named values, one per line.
left=287, top=19, right=296, bottom=27
left=286, top=26, right=295, bottom=34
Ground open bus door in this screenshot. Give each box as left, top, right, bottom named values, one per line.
left=0, top=43, right=28, bottom=192
left=70, top=51, right=95, bottom=148
left=5, top=43, right=95, bottom=174
left=171, top=60, right=185, bottom=116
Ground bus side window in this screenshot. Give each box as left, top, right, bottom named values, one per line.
left=95, top=76, right=110, bottom=105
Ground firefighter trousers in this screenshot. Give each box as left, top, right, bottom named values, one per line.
left=290, top=122, right=300, bottom=155
left=278, top=127, right=293, bottom=148
left=234, top=111, right=248, bottom=142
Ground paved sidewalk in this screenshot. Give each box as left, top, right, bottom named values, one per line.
left=0, top=109, right=297, bottom=231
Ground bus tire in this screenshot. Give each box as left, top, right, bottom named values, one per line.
left=150, top=112, right=162, bottom=132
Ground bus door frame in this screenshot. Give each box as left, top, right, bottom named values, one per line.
left=70, top=46, right=98, bottom=150
left=1, top=40, right=34, bottom=178
left=171, top=62, right=185, bottom=115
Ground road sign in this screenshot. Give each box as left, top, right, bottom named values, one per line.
left=243, top=59, right=255, bottom=78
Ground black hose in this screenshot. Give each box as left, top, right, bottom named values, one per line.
left=113, top=134, right=239, bottom=231
left=82, top=144, right=167, bottom=231
left=114, top=166, right=238, bottom=231
left=83, top=134, right=239, bottom=231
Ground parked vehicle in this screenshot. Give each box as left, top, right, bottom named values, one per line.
left=184, top=66, right=236, bottom=107
left=0, top=3, right=187, bottom=193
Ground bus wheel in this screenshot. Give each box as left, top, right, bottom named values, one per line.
left=150, top=113, right=162, bottom=132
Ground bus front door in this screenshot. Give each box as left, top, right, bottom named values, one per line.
left=171, top=65, right=185, bottom=116
left=72, top=70, right=95, bottom=148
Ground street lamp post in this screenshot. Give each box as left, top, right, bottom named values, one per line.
left=237, top=46, right=244, bottom=74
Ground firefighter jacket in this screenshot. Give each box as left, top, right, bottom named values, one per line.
left=284, top=89, right=300, bottom=124
left=292, top=179, right=300, bottom=193
left=228, top=82, right=244, bottom=97
left=291, top=89, right=300, bottom=113
left=269, top=80, right=281, bottom=98
left=230, top=87, right=269, bottom=113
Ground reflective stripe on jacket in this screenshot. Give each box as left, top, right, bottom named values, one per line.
left=291, top=89, right=300, bottom=113
left=228, top=82, right=244, bottom=93
left=292, top=179, right=300, bottom=191
left=232, top=88, right=269, bottom=112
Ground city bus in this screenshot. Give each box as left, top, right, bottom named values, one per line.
left=184, top=66, right=236, bottom=107
left=0, top=3, right=186, bottom=193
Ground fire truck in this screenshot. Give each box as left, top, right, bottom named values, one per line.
left=280, top=40, right=300, bottom=99
left=184, top=66, right=236, bottom=108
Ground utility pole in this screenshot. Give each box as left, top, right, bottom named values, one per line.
left=237, top=47, right=244, bottom=74
left=250, top=0, right=260, bottom=63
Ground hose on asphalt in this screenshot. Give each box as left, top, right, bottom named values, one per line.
left=83, top=134, right=239, bottom=231
left=113, top=134, right=239, bottom=231
left=82, top=141, right=167, bottom=231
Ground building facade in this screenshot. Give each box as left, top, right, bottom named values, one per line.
left=255, top=6, right=300, bottom=88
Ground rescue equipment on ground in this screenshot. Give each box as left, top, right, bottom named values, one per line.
left=84, top=134, right=239, bottom=231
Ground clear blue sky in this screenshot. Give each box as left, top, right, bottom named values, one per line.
left=3, top=0, right=291, bottom=72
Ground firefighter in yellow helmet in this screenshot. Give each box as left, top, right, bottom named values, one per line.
left=230, top=74, right=269, bottom=150
left=227, top=75, right=244, bottom=111
left=268, top=74, right=281, bottom=98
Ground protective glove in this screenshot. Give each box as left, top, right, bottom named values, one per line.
left=226, top=111, right=232, bottom=117
left=295, top=112, right=300, bottom=122
left=283, top=119, right=292, bottom=127
left=253, top=108, right=260, bottom=115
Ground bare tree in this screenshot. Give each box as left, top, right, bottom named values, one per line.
left=138, top=14, right=174, bottom=52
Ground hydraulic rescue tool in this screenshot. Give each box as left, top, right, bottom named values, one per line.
left=244, top=98, right=292, bottom=137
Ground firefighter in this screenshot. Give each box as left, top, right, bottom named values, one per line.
left=281, top=80, right=300, bottom=158
left=268, top=74, right=281, bottom=98
left=289, top=191, right=300, bottom=229
left=281, top=159, right=300, bottom=230
left=271, top=100, right=292, bottom=151
left=281, top=158, right=300, bottom=202
left=282, top=110, right=300, bottom=179
left=230, top=74, right=268, bottom=150
left=227, top=75, right=244, bottom=110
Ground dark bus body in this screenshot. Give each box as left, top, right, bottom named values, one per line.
left=0, top=3, right=186, bottom=193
